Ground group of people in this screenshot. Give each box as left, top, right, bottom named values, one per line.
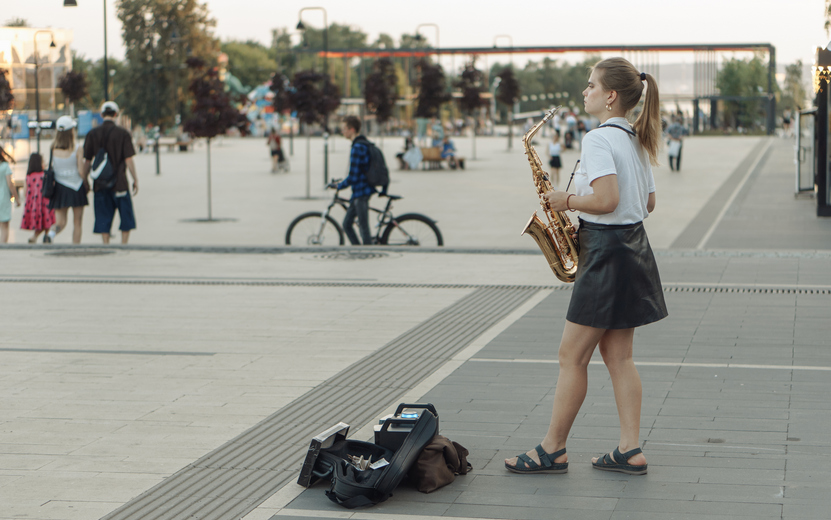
left=0, top=101, right=139, bottom=244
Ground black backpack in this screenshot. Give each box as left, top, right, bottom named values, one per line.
left=354, top=136, right=389, bottom=191
left=90, top=126, right=118, bottom=191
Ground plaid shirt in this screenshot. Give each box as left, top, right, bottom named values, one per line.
left=337, top=136, right=375, bottom=200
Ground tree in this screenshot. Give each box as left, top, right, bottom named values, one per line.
left=0, top=69, right=13, bottom=111
left=365, top=58, right=398, bottom=133
left=183, top=59, right=246, bottom=220
left=220, top=40, right=276, bottom=91
left=717, top=55, right=771, bottom=131
left=287, top=70, right=341, bottom=198
left=455, top=60, right=487, bottom=158
left=269, top=72, right=292, bottom=114
left=69, top=52, right=127, bottom=112
left=57, top=70, right=89, bottom=114
left=415, top=59, right=450, bottom=118
left=781, top=60, right=807, bottom=113
left=496, top=66, right=521, bottom=148
left=4, top=18, right=28, bottom=27
left=117, top=0, right=219, bottom=128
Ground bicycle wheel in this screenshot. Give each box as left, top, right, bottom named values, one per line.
left=285, top=212, right=344, bottom=245
left=380, top=213, right=443, bottom=246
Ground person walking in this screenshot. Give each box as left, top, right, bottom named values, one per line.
left=81, top=101, right=139, bottom=244
left=45, top=116, right=88, bottom=244
left=666, top=115, right=685, bottom=171
left=548, top=131, right=562, bottom=185
left=504, top=57, right=667, bottom=476
left=0, top=148, right=20, bottom=243
left=20, top=153, right=55, bottom=243
left=267, top=128, right=286, bottom=173
left=332, top=116, right=374, bottom=245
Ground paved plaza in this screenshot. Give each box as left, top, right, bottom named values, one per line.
left=1, top=133, right=830, bottom=520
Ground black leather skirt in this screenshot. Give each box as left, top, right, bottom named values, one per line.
left=566, top=219, right=668, bottom=329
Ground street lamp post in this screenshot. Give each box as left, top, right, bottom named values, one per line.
left=297, top=7, right=330, bottom=185
left=33, top=30, right=56, bottom=155
left=416, top=23, right=440, bottom=59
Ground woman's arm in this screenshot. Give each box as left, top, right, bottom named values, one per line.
left=647, top=191, right=656, bottom=213
left=5, top=174, right=19, bottom=206
left=545, top=174, right=619, bottom=215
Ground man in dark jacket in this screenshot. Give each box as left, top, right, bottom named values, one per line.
left=333, top=116, right=374, bottom=245
left=82, top=101, right=139, bottom=244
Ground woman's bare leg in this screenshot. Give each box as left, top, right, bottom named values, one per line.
left=0, top=221, right=9, bottom=243
left=52, top=208, right=68, bottom=238
left=505, top=321, right=605, bottom=467
left=592, top=327, right=647, bottom=466
left=71, top=206, right=84, bottom=243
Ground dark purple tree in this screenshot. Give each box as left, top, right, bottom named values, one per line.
left=364, top=58, right=398, bottom=130
left=288, top=70, right=340, bottom=129
left=183, top=63, right=247, bottom=220
left=455, top=60, right=487, bottom=157
left=495, top=66, right=521, bottom=149
left=0, top=69, right=13, bottom=111
left=415, top=59, right=450, bottom=118
left=57, top=70, right=89, bottom=105
left=269, top=72, right=292, bottom=114
left=286, top=70, right=341, bottom=197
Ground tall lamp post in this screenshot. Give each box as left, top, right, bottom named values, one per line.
left=33, top=30, right=56, bottom=155
left=64, top=0, right=108, bottom=100
left=297, top=7, right=330, bottom=184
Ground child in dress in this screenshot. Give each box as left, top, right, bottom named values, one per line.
left=0, top=148, right=21, bottom=243
left=20, top=153, right=55, bottom=243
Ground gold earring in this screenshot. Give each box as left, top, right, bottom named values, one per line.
left=606, top=104, right=612, bottom=111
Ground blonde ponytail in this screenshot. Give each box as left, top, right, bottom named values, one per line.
left=594, top=58, right=661, bottom=166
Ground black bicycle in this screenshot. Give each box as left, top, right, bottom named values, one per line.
left=285, top=184, right=443, bottom=246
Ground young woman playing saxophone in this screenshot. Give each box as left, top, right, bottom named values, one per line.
left=505, top=57, right=668, bottom=476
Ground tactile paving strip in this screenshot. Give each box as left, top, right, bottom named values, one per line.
left=99, top=286, right=540, bottom=520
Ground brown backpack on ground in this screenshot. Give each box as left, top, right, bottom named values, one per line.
left=409, top=435, right=472, bottom=493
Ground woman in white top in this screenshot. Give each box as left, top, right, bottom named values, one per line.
left=47, top=116, right=88, bottom=243
left=505, top=58, right=667, bottom=476
left=547, top=131, right=562, bottom=185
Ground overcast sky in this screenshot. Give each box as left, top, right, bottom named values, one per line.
left=7, top=0, right=829, bottom=69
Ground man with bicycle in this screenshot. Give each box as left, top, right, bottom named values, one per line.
left=330, top=116, right=374, bottom=245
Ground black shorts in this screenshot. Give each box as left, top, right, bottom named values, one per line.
left=549, top=156, right=562, bottom=169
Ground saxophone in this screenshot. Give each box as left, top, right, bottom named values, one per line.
left=520, top=106, right=580, bottom=283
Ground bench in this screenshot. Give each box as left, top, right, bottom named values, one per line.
left=155, top=136, right=193, bottom=152
left=420, top=147, right=465, bottom=170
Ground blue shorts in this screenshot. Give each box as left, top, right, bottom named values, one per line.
left=94, top=190, right=136, bottom=234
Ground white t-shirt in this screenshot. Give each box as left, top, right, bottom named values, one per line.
left=573, top=117, right=655, bottom=225
left=548, top=142, right=561, bottom=157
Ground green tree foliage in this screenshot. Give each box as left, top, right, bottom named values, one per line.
left=220, top=40, right=276, bottom=91
left=116, top=0, right=219, bottom=128
left=4, top=18, right=28, bottom=27
left=716, top=55, right=771, bottom=130
left=70, top=52, right=127, bottom=112
left=415, top=59, right=450, bottom=118
left=780, top=60, right=807, bottom=112
left=364, top=58, right=398, bottom=125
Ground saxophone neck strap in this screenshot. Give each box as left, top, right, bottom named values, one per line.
left=596, top=123, right=636, bottom=137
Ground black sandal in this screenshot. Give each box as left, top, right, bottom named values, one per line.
left=591, top=446, right=647, bottom=475
left=505, top=445, right=568, bottom=474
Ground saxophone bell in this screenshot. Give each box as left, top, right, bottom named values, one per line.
left=520, top=106, right=579, bottom=283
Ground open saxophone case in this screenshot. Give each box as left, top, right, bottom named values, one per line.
left=297, top=404, right=440, bottom=509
